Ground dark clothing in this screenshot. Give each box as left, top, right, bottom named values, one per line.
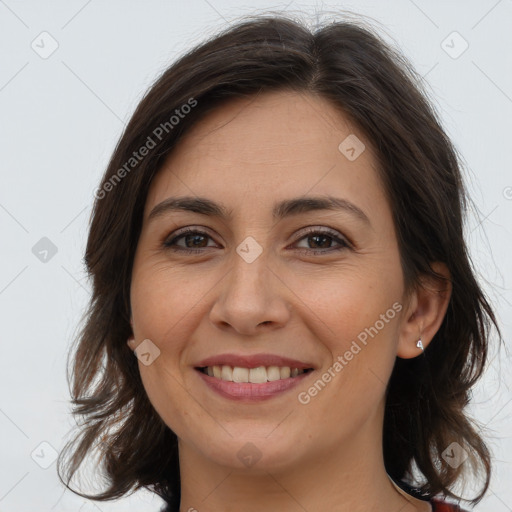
left=160, top=478, right=469, bottom=511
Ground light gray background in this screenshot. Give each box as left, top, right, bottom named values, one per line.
left=0, top=1, right=511, bottom=511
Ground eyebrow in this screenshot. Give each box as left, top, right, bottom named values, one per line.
left=148, top=195, right=371, bottom=226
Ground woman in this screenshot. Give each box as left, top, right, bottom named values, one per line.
left=58, top=13, right=501, bottom=512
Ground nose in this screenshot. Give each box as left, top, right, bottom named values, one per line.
left=208, top=251, right=292, bottom=336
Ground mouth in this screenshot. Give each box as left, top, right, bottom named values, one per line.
left=196, top=365, right=314, bottom=382
left=193, top=354, right=316, bottom=401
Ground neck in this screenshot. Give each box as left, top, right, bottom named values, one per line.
left=176, top=406, right=430, bottom=512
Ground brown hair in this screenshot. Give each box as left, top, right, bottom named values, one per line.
left=57, top=12, right=501, bottom=508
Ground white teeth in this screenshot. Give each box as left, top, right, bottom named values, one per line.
left=249, top=366, right=267, bottom=383
left=232, top=367, right=249, bottom=383
left=267, top=366, right=281, bottom=382
left=280, top=367, right=291, bottom=379
left=221, top=365, right=233, bottom=381
left=203, top=365, right=309, bottom=382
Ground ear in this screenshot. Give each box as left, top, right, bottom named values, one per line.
left=126, top=317, right=135, bottom=349
left=397, top=262, right=452, bottom=359
left=127, top=336, right=136, bottom=350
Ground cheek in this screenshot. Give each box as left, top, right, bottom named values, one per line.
left=130, top=260, right=216, bottom=343
left=291, top=266, right=402, bottom=399
left=288, top=263, right=401, bottom=343
left=129, top=264, right=203, bottom=431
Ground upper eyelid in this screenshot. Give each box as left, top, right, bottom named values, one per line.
left=165, top=225, right=351, bottom=248
left=165, top=226, right=218, bottom=244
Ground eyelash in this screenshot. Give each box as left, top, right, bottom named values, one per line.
left=162, top=226, right=352, bottom=256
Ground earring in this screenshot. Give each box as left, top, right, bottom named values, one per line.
left=416, top=337, right=424, bottom=351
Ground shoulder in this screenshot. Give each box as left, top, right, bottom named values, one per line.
left=159, top=503, right=177, bottom=512
left=431, top=497, right=471, bottom=511
left=390, top=478, right=471, bottom=512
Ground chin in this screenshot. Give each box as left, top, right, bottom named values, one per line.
left=191, top=427, right=306, bottom=473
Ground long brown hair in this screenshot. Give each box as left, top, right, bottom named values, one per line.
left=57, top=12, right=501, bottom=508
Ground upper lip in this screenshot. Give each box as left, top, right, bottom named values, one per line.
left=195, top=353, right=315, bottom=370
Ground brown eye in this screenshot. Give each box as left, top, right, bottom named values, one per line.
left=163, top=229, right=218, bottom=253
left=293, top=227, right=351, bottom=255
left=305, top=234, right=334, bottom=249
left=180, top=233, right=209, bottom=249
left=163, top=226, right=351, bottom=256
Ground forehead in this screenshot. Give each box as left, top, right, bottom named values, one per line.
left=144, top=90, right=384, bottom=219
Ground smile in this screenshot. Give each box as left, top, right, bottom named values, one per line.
left=197, top=365, right=313, bottom=383
left=195, top=366, right=314, bottom=401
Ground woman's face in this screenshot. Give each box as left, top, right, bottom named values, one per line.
left=130, top=90, right=411, bottom=472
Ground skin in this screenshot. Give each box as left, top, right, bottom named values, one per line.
left=128, top=90, right=451, bottom=512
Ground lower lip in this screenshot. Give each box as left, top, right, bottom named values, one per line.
left=196, top=369, right=312, bottom=401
